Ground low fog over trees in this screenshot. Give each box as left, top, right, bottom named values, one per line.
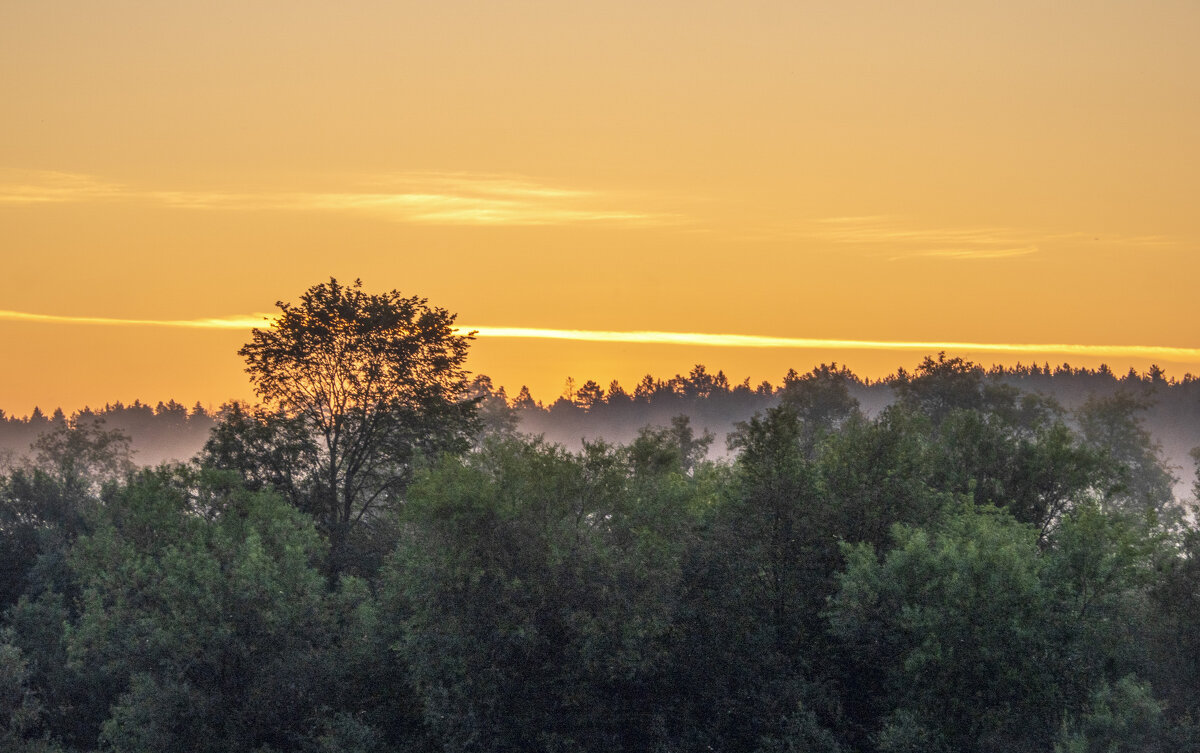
left=2, top=281, right=1199, bottom=752
left=6, top=355, right=1198, bottom=496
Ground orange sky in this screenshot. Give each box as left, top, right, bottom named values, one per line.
left=2, top=1, right=1198, bottom=416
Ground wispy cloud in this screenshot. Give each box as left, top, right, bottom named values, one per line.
left=0, top=309, right=273, bottom=329
left=0, top=170, right=125, bottom=204
left=0, top=170, right=671, bottom=226
left=815, top=214, right=898, bottom=225
left=466, top=327, right=1200, bottom=362
left=895, top=245, right=1040, bottom=261
left=1040, top=231, right=1177, bottom=247
left=810, top=216, right=1037, bottom=260
left=797, top=215, right=1177, bottom=261
left=3, top=309, right=1197, bottom=363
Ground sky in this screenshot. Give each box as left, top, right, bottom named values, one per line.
left=2, top=1, right=1198, bottom=415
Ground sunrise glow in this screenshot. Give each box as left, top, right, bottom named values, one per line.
left=1, top=2, right=1196, bottom=414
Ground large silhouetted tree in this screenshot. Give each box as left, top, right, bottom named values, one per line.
left=206, top=278, right=477, bottom=575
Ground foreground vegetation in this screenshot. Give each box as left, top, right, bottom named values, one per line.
left=3, top=281, right=1198, bottom=752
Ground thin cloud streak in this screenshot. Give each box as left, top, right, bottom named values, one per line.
left=0, top=171, right=125, bottom=204
left=893, top=245, right=1040, bottom=261
left=818, top=225, right=1014, bottom=245
left=798, top=215, right=1178, bottom=261
left=815, top=215, right=896, bottom=224
left=361, top=172, right=590, bottom=199
left=466, top=327, right=1200, bottom=362
left=0, top=310, right=272, bottom=329
left=3, top=310, right=1196, bottom=363
left=0, top=170, right=670, bottom=226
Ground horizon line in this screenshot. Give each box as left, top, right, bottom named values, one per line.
left=1, top=309, right=1197, bottom=363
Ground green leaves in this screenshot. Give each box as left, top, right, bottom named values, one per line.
left=64, top=469, right=339, bottom=752
left=827, top=505, right=1065, bottom=751
left=1055, top=676, right=1168, bottom=753
left=3, top=353, right=1196, bottom=752
left=386, top=436, right=700, bottom=752
left=825, top=497, right=1185, bottom=753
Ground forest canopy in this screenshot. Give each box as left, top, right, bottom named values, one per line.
left=1, top=283, right=1198, bottom=753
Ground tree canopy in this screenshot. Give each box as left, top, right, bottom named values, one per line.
left=205, top=278, right=478, bottom=575
left=4, top=310, right=1200, bottom=753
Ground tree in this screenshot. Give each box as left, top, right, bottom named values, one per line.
left=1054, top=676, right=1168, bottom=753
left=467, top=375, right=518, bottom=443
left=816, top=406, right=946, bottom=551
left=386, top=437, right=695, bottom=752
left=63, top=468, right=376, bottom=753
left=1076, top=391, right=1176, bottom=523
left=927, top=408, right=1110, bottom=538
left=512, top=385, right=539, bottom=411
left=778, top=363, right=862, bottom=456
left=1145, top=500, right=1200, bottom=727
left=606, top=380, right=630, bottom=405
left=826, top=504, right=1067, bottom=751
left=629, top=415, right=714, bottom=477
left=678, top=405, right=838, bottom=752
left=892, top=352, right=986, bottom=425
left=0, top=632, right=62, bottom=752
left=1045, top=502, right=1163, bottom=713
left=30, top=417, right=134, bottom=492
left=206, top=278, right=477, bottom=575
left=0, top=418, right=133, bottom=612
left=574, top=379, right=605, bottom=410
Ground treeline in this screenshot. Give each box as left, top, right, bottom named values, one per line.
left=487, top=359, right=1200, bottom=490
left=2, top=356, right=1199, bottom=752
left=9, top=358, right=1196, bottom=486
left=0, top=401, right=215, bottom=470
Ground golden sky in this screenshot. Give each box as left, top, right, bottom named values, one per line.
left=2, top=1, right=1198, bottom=415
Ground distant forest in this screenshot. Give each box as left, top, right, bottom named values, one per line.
left=4, top=359, right=1198, bottom=494
left=3, top=279, right=1200, bottom=753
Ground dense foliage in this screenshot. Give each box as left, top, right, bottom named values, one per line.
left=6, top=354, right=1200, bottom=482
left=0, top=364, right=1195, bottom=751
left=2, top=299, right=1199, bottom=751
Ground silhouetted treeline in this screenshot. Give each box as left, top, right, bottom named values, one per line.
left=5, top=357, right=1199, bottom=495
left=482, top=358, right=1200, bottom=493
left=0, top=401, right=215, bottom=471
left=3, top=354, right=1199, bottom=752
left=2, top=358, right=1197, bottom=500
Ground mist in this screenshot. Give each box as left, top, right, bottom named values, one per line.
left=5, top=357, right=1195, bottom=500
